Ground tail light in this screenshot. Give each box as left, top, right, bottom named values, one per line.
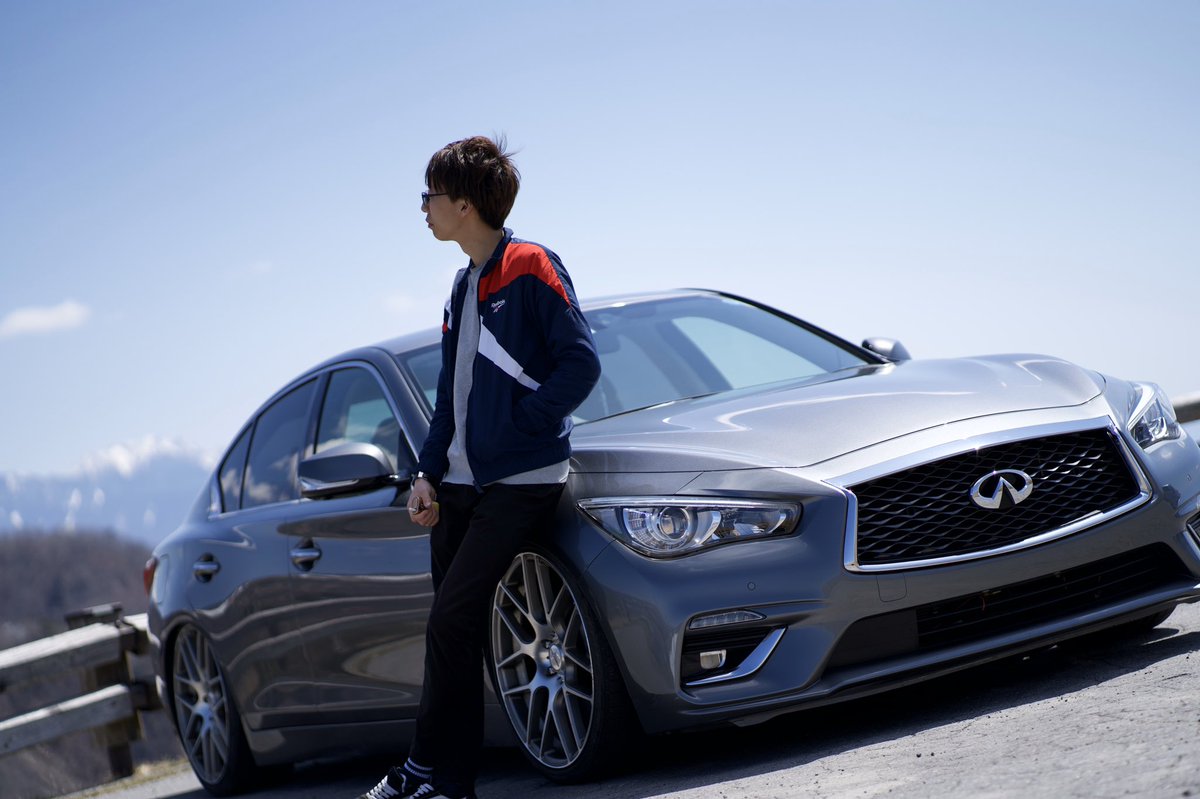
left=143, top=556, right=158, bottom=595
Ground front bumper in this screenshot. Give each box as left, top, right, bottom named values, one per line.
left=578, top=416, right=1200, bottom=735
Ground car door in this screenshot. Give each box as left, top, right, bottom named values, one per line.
left=185, top=378, right=320, bottom=731
left=285, top=364, right=434, bottom=724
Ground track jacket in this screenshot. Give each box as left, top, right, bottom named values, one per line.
left=417, top=229, right=601, bottom=487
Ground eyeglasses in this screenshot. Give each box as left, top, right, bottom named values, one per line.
left=421, top=191, right=447, bottom=207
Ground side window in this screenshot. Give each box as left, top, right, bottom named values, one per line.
left=243, top=380, right=318, bottom=509
left=218, top=427, right=252, bottom=512
left=316, top=368, right=403, bottom=471
left=399, top=346, right=441, bottom=412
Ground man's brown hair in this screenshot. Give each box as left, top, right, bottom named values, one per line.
left=425, top=136, right=520, bottom=230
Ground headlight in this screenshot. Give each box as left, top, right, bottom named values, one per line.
left=578, top=497, right=801, bottom=557
left=1128, top=383, right=1182, bottom=449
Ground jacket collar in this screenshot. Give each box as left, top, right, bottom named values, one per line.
left=477, top=228, right=513, bottom=278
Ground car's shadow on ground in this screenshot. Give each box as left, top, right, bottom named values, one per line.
left=588, top=625, right=1200, bottom=798
left=267, top=622, right=1199, bottom=799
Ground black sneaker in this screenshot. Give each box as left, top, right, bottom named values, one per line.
left=358, top=767, right=421, bottom=799
left=410, top=783, right=478, bottom=799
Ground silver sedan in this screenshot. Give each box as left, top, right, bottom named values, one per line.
left=146, top=289, right=1200, bottom=795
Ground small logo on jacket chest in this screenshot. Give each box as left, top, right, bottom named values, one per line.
left=490, top=299, right=506, bottom=313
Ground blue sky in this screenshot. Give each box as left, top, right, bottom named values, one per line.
left=2, top=1, right=1197, bottom=475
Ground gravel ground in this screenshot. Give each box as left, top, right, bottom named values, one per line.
left=65, top=601, right=1200, bottom=799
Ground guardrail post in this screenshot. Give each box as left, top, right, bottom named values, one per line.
left=65, top=604, right=141, bottom=780
left=1173, top=394, right=1200, bottom=424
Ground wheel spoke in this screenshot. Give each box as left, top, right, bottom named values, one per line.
left=564, top=609, right=592, bottom=672
left=563, top=693, right=586, bottom=753
left=527, top=686, right=548, bottom=750
left=500, top=580, right=529, bottom=616
left=202, top=730, right=217, bottom=777
left=188, top=728, right=204, bottom=759
left=538, top=693, right=554, bottom=758
left=563, top=682, right=593, bottom=702
left=183, top=713, right=203, bottom=742
left=534, top=560, right=556, bottom=622
left=496, top=648, right=527, bottom=669
left=500, top=667, right=536, bottom=698
left=549, top=693, right=578, bottom=760
left=178, top=636, right=202, bottom=682
left=211, top=715, right=229, bottom=753
left=502, top=681, right=529, bottom=697
left=519, top=557, right=541, bottom=623
left=564, top=650, right=591, bottom=673
left=496, top=605, right=532, bottom=644
left=548, top=583, right=569, bottom=630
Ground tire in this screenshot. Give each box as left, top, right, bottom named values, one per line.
left=490, top=547, right=639, bottom=782
left=171, top=624, right=258, bottom=796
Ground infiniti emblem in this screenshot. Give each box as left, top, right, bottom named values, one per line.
left=969, top=469, right=1034, bottom=510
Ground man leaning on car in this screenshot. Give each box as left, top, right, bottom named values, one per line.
left=357, top=136, right=601, bottom=799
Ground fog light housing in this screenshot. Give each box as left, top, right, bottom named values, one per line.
left=681, top=626, right=780, bottom=686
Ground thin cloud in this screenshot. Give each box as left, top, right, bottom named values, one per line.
left=0, top=299, right=91, bottom=339
left=78, top=435, right=214, bottom=478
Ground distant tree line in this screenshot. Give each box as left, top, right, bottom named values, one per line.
left=0, top=529, right=183, bottom=799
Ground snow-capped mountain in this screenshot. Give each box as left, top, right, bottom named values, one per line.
left=0, top=437, right=214, bottom=547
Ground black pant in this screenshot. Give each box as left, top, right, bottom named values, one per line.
left=409, top=481, right=564, bottom=790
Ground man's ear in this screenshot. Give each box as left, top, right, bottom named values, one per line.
left=457, top=199, right=472, bottom=217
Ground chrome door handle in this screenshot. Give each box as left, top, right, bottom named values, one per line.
left=291, top=545, right=322, bottom=569
left=193, top=557, right=220, bottom=581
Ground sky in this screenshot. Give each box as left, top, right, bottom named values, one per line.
left=1, top=1, right=1197, bottom=475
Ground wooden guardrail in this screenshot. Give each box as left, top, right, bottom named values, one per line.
left=0, top=604, right=161, bottom=781
left=1175, top=394, right=1200, bottom=424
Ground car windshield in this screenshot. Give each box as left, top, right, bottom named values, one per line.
left=396, top=294, right=873, bottom=423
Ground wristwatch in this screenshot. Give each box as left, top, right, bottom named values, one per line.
left=412, top=471, right=432, bottom=486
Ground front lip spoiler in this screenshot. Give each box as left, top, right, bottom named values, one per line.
left=677, top=584, right=1200, bottom=731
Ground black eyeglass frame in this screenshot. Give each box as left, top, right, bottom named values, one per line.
left=421, top=191, right=448, bottom=206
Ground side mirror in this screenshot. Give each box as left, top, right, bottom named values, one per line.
left=861, top=337, right=913, bottom=362
left=299, top=442, right=403, bottom=499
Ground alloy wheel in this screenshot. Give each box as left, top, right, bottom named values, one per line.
left=491, top=551, right=595, bottom=770
left=172, top=625, right=233, bottom=784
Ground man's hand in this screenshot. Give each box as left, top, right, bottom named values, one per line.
left=408, top=477, right=440, bottom=527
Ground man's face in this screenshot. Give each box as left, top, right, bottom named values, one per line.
left=422, top=186, right=460, bottom=242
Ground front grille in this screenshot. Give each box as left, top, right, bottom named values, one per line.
left=828, top=544, right=1186, bottom=669
left=850, top=427, right=1141, bottom=567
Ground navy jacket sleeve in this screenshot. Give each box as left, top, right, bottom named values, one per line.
left=514, top=252, right=601, bottom=433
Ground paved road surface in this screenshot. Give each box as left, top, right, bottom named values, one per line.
left=66, top=602, right=1200, bottom=799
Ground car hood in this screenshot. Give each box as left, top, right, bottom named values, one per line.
left=571, top=354, right=1105, bottom=471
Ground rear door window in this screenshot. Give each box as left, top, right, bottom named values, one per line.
left=243, top=380, right=318, bottom=509
left=218, top=427, right=252, bottom=512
